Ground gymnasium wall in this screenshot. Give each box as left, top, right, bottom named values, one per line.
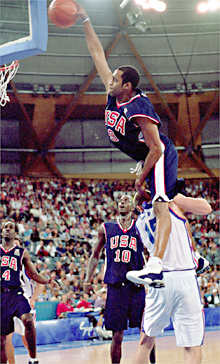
left=12, top=307, right=220, bottom=347
left=1, top=115, right=219, bottom=176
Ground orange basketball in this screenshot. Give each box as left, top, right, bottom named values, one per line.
left=48, top=0, right=78, bottom=28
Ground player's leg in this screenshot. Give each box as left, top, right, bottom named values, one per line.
left=184, top=346, right=202, bottom=364
left=143, top=141, right=178, bottom=286
left=135, top=332, right=155, bottom=364
left=104, top=285, right=130, bottom=363
left=0, top=292, right=17, bottom=364
left=5, top=333, right=15, bottom=364
left=149, top=344, right=157, bottom=364
left=20, top=312, right=38, bottom=362
left=172, top=271, right=204, bottom=364
left=153, top=200, right=171, bottom=259
left=1, top=335, right=8, bottom=364
left=22, top=334, right=28, bottom=349
left=111, top=330, right=124, bottom=364
left=16, top=294, right=38, bottom=363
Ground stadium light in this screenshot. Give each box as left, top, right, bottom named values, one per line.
left=120, top=0, right=167, bottom=12
left=150, top=0, right=167, bottom=12
left=197, top=0, right=220, bottom=13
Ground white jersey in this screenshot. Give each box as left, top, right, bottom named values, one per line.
left=20, top=265, right=34, bottom=299
left=14, top=266, right=36, bottom=336
left=137, top=202, right=204, bottom=347
left=136, top=203, right=197, bottom=271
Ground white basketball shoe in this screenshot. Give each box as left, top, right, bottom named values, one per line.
left=126, top=257, right=165, bottom=288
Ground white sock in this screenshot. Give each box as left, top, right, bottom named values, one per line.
left=148, top=256, right=162, bottom=265
left=29, top=358, right=38, bottom=363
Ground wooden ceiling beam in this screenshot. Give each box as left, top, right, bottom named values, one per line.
left=193, top=91, right=219, bottom=145
left=10, top=80, right=62, bottom=178
left=10, top=81, right=42, bottom=150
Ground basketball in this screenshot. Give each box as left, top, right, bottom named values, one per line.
left=48, top=0, right=78, bottom=28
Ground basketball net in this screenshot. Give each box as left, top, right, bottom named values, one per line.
left=0, top=60, right=19, bottom=107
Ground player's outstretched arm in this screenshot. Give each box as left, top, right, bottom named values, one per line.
left=22, top=250, right=50, bottom=285
left=76, top=2, right=112, bottom=91
left=173, top=193, right=212, bottom=215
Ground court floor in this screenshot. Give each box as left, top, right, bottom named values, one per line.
left=15, top=330, right=220, bottom=364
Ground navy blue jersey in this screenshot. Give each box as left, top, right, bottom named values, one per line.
left=105, top=89, right=171, bottom=161
left=0, top=245, right=24, bottom=289
left=103, top=220, right=145, bottom=284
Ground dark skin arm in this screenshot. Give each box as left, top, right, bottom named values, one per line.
left=22, top=249, right=50, bottom=285
left=76, top=3, right=112, bottom=91
left=83, top=225, right=106, bottom=293
left=132, top=117, right=170, bottom=259
left=134, top=117, right=162, bottom=192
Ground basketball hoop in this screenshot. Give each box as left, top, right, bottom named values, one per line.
left=0, top=60, right=19, bottom=107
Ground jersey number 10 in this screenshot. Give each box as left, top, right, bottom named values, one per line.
left=114, top=249, right=131, bottom=263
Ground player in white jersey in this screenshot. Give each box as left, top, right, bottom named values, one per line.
left=126, top=191, right=212, bottom=364
left=6, top=264, right=43, bottom=364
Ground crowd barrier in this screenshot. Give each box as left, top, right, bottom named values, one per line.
left=12, top=306, right=220, bottom=347
left=35, top=301, right=59, bottom=321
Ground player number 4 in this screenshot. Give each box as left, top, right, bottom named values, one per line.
left=2, top=270, right=10, bottom=281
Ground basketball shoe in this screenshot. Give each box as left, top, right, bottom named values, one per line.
left=126, top=257, right=164, bottom=288
left=28, top=360, right=39, bottom=364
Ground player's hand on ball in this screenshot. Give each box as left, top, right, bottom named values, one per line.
left=75, top=1, right=88, bottom=21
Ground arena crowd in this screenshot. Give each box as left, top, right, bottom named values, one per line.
left=0, top=176, right=219, bottom=312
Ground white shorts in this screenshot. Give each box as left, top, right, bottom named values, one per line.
left=14, top=309, right=36, bottom=336
left=142, top=270, right=205, bottom=347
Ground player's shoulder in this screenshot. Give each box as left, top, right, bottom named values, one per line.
left=103, top=221, right=118, bottom=228
left=124, top=89, right=156, bottom=117
left=129, top=89, right=150, bottom=105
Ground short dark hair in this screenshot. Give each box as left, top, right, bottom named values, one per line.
left=118, top=65, right=140, bottom=89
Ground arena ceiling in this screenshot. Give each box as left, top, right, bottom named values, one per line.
left=0, top=0, right=219, bottom=178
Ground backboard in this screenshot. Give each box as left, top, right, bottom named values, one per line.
left=0, top=0, right=48, bottom=65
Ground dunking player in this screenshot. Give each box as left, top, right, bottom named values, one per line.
left=126, top=191, right=212, bottom=364
left=83, top=194, right=156, bottom=364
left=5, top=238, right=43, bottom=364
left=76, top=2, right=178, bottom=286
left=0, top=221, right=54, bottom=364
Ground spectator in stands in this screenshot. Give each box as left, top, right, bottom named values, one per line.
left=0, top=175, right=219, bottom=309
left=76, top=293, right=92, bottom=310
left=56, top=294, right=74, bottom=318
left=36, top=241, right=49, bottom=258
left=94, top=288, right=107, bottom=309
left=55, top=242, right=66, bottom=257
left=46, top=240, right=56, bottom=258
left=30, top=226, right=40, bottom=244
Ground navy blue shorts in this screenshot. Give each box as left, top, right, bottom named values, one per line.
left=0, top=290, right=31, bottom=335
left=147, top=138, right=178, bottom=200
left=104, top=282, right=145, bottom=332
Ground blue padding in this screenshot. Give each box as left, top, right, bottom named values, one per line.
left=205, top=306, right=220, bottom=326
left=12, top=307, right=220, bottom=347
left=0, top=0, right=48, bottom=64
left=35, top=301, right=59, bottom=321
